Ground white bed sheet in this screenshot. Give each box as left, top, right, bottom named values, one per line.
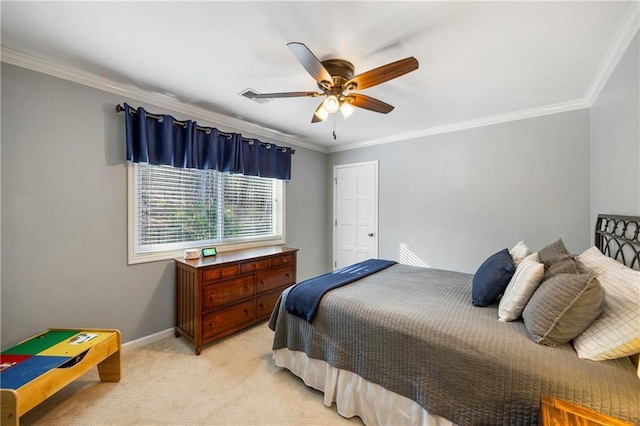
left=273, top=348, right=454, bottom=426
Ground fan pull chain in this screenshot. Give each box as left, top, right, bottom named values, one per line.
left=333, top=115, right=337, bottom=140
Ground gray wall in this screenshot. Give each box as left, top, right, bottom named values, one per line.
left=590, top=33, right=640, bottom=228
left=0, top=63, right=327, bottom=348
left=329, top=110, right=593, bottom=274
left=285, top=146, right=329, bottom=280
left=2, top=31, right=637, bottom=347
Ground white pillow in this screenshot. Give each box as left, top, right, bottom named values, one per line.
left=498, top=253, right=544, bottom=322
left=509, top=240, right=530, bottom=267
left=576, top=246, right=626, bottom=276
left=573, top=265, right=640, bottom=360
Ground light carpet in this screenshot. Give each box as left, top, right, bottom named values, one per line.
left=20, top=323, right=362, bottom=425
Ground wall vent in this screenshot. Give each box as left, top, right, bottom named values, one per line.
left=239, top=89, right=271, bottom=104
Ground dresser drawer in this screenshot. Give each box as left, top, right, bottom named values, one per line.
left=270, top=253, right=295, bottom=268
left=256, top=290, right=283, bottom=320
left=202, top=264, right=239, bottom=282
left=256, top=265, right=295, bottom=294
left=239, top=258, right=271, bottom=274
left=202, top=300, right=255, bottom=340
left=202, top=276, right=255, bottom=310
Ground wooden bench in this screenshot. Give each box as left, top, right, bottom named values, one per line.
left=1, top=328, right=120, bottom=426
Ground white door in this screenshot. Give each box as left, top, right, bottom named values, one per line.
left=333, top=161, right=379, bottom=270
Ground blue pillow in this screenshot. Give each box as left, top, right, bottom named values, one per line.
left=472, top=248, right=516, bottom=307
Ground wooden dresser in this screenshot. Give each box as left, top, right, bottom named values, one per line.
left=174, top=246, right=298, bottom=355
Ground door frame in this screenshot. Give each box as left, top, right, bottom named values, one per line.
left=332, top=160, right=379, bottom=270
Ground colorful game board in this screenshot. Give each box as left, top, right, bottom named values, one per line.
left=0, top=329, right=120, bottom=426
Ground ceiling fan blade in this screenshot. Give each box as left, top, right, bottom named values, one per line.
left=287, top=42, right=333, bottom=86
left=346, top=94, right=395, bottom=114
left=245, top=91, right=322, bottom=99
left=345, top=57, right=419, bottom=90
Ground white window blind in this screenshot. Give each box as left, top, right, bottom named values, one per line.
left=222, top=174, right=278, bottom=240
left=129, top=163, right=284, bottom=263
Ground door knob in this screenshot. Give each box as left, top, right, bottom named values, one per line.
left=368, top=232, right=374, bottom=237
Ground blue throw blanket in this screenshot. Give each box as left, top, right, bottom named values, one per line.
left=285, top=259, right=397, bottom=322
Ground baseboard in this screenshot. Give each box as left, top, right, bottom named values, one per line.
left=121, top=327, right=174, bottom=352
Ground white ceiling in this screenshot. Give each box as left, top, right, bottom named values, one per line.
left=1, top=1, right=637, bottom=152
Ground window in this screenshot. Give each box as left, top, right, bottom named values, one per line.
left=128, top=163, right=284, bottom=264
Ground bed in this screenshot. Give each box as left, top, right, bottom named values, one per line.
left=268, top=214, right=640, bottom=425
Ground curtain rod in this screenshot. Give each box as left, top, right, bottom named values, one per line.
left=115, top=104, right=295, bottom=154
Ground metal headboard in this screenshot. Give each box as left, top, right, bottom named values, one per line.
left=595, top=214, right=640, bottom=270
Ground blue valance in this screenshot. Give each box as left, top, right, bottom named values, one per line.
left=122, top=103, right=292, bottom=180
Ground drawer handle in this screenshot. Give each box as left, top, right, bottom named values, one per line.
left=209, top=322, right=214, bottom=329
left=285, top=273, right=291, bottom=277
left=209, top=295, right=215, bottom=301
left=259, top=280, right=264, bottom=285
left=244, top=309, right=250, bottom=315
left=259, top=303, right=265, bottom=308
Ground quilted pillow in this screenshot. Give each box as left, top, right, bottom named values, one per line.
left=498, top=253, right=544, bottom=322
left=538, top=238, right=570, bottom=268
left=472, top=248, right=516, bottom=307
left=522, top=273, right=604, bottom=346
left=576, top=246, right=627, bottom=276
left=509, top=240, right=530, bottom=267
left=573, top=266, right=640, bottom=360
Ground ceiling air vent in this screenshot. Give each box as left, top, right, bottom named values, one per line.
left=239, top=89, right=271, bottom=104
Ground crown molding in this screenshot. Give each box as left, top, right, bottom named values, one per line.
left=329, top=98, right=591, bottom=153
left=585, top=2, right=639, bottom=105
left=0, top=47, right=328, bottom=154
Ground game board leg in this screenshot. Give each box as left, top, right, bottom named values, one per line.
left=0, top=389, right=18, bottom=426
left=97, top=350, right=121, bottom=382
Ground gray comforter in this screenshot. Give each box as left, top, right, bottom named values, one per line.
left=269, top=264, right=640, bottom=425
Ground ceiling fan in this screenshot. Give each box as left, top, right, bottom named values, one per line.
left=245, top=42, right=419, bottom=123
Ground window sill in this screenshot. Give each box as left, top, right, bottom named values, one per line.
left=127, top=238, right=286, bottom=265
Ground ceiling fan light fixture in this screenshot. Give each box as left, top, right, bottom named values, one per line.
left=340, top=102, right=355, bottom=119
left=314, top=107, right=329, bottom=121
left=322, top=95, right=340, bottom=113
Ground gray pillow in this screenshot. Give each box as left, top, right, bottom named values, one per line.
left=543, top=254, right=579, bottom=281
left=538, top=238, right=569, bottom=268
left=522, top=273, right=604, bottom=346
